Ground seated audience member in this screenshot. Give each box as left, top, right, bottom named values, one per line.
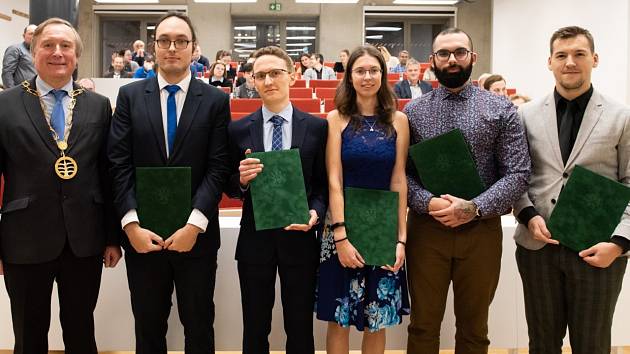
left=209, top=61, right=233, bottom=88
left=194, top=45, right=211, bottom=69
left=104, top=55, right=132, bottom=78
left=121, top=49, right=139, bottom=72
left=378, top=45, right=399, bottom=71
left=393, top=58, right=433, bottom=99
left=509, top=93, right=531, bottom=107
left=297, top=52, right=311, bottom=75
left=233, top=63, right=259, bottom=99
left=422, top=66, right=437, bottom=81
left=303, top=53, right=336, bottom=80
left=484, top=74, right=508, bottom=97
left=477, top=72, right=491, bottom=89
left=78, top=78, right=96, bottom=92
left=133, top=54, right=156, bottom=79
left=190, top=58, right=204, bottom=77
left=333, top=49, right=350, bottom=73
left=131, top=40, right=145, bottom=66
left=390, top=49, right=410, bottom=73
left=219, top=50, right=237, bottom=81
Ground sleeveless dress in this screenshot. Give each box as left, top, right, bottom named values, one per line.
left=316, top=116, right=410, bottom=332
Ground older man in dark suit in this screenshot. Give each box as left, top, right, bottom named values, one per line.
left=393, top=59, right=432, bottom=99
left=0, top=18, right=121, bottom=354
left=108, top=12, right=230, bottom=354
left=226, top=46, right=327, bottom=354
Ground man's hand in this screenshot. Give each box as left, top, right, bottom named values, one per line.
left=428, top=197, right=451, bottom=212
left=527, top=215, right=558, bottom=245
left=579, top=242, right=623, bottom=268
left=103, top=245, right=123, bottom=268
left=124, top=222, right=164, bottom=253
left=164, top=224, right=202, bottom=253
left=239, top=148, right=263, bottom=187
left=285, top=210, right=318, bottom=232
left=429, top=194, right=476, bottom=227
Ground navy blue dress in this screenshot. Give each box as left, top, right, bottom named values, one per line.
left=316, top=116, right=410, bottom=332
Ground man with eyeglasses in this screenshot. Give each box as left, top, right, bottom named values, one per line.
left=226, top=46, right=327, bottom=354
left=108, top=12, right=231, bottom=354
left=404, top=28, right=531, bottom=353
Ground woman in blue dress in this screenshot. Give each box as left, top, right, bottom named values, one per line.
left=317, top=45, right=410, bottom=353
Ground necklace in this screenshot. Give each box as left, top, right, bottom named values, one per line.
left=21, top=80, right=84, bottom=180
left=364, top=118, right=377, bottom=132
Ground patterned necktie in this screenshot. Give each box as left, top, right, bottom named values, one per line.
left=50, top=89, right=67, bottom=141
left=270, top=115, right=284, bottom=151
left=165, top=85, right=181, bottom=156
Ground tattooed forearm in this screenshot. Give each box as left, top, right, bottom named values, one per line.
left=454, top=200, right=476, bottom=221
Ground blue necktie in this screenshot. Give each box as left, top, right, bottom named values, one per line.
left=270, top=115, right=284, bottom=151
left=50, top=89, right=67, bottom=141
left=165, top=85, right=180, bottom=156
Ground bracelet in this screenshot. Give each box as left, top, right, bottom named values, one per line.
left=397, top=240, right=406, bottom=247
left=333, top=237, right=348, bottom=244
left=330, top=222, right=346, bottom=231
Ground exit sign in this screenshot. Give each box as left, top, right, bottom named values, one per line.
left=269, top=2, right=281, bottom=11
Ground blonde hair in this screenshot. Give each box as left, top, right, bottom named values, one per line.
left=31, top=18, right=83, bottom=58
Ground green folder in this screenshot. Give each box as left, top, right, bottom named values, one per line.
left=548, top=165, right=630, bottom=252
left=136, top=167, right=191, bottom=238
left=249, top=149, right=310, bottom=231
left=409, top=129, right=485, bottom=200
left=344, top=187, right=398, bottom=266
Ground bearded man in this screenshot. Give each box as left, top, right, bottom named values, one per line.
left=403, top=27, right=531, bottom=354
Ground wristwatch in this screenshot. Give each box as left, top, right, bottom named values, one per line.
left=472, top=201, right=482, bottom=218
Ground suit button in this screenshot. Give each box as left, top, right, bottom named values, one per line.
left=551, top=198, right=556, bottom=204
left=63, top=195, right=68, bottom=200
left=563, top=172, right=568, bottom=178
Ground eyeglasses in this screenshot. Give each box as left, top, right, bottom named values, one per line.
left=433, top=48, right=471, bottom=61
left=155, top=39, right=192, bottom=50
left=253, top=68, right=288, bottom=81
left=352, top=67, right=382, bottom=78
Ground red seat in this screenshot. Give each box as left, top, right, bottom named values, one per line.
left=507, top=88, right=517, bottom=96
left=397, top=99, right=411, bottom=111
left=219, top=193, right=242, bottom=209
left=291, top=98, right=321, bottom=113
left=231, top=112, right=251, bottom=120
left=309, top=80, right=339, bottom=89
left=219, top=86, right=231, bottom=94
left=289, top=87, right=313, bottom=98
left=324, top=99, right=335, bottom=112
left=336, top=72, right=344, bottom=79
left=387, top=73, right=402, bottom=80
left=429, top=80, right=439, bottom=88
left=323, top=62, right=335, bottom=68
left=420, top=63, right=431, bottom=70
left=293, top=80, right=307, bottom=88
left=315, top=87, right=336, bottom=100
left=387, top=80, right=398, bottom=87
left=230, top=99, right=263, bottom=113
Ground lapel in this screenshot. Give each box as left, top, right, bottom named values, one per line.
left=541, top=94, right=564, bottom=168
left=172, top=77, right=202, bottom=159
left=290, top=107, right=307, bottom=149
left=143, top=77, right=168, bottom=163
left=404, top=80, right=412, bottom=98
left=566, top=91, right=603, bottom=167
left=66, top=82, right=85, bottom=155
left=22, top=77, right=58, bottom=156
left=248, top=108, right=265, bottom=152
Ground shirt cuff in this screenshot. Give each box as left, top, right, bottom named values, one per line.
left=121, top=209, right=139, bottom=229
left=187, top=208, right=208, bottom=233
left=516, top=206, right=540, bottom=225
left=610, top=236, right=630, bottom=254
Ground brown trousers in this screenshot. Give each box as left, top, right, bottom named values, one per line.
left=406, top=211, right=503, bottom=354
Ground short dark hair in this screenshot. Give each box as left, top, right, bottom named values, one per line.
left=483, top=74, right=505, bottom=90
left=240, top=62, right=253, bottom=73
left=341, top=49, right=350, bottom=56
left=144, top=54, right=155, bottom=63
left=432, top=27, right=474, bottom=51
left=154, top=11, right=197, bottom=47
left=549, top=26, right=595, bottom=54
left=312, top=53, right=324, bottom=63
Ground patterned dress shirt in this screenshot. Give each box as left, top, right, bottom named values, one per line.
left=404, top=83, right=531, bottom=216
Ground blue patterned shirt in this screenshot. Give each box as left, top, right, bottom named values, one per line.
left=404, top=83, right=531, bottom=216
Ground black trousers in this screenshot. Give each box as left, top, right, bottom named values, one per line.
left=237, top=261, right=318, bottom=354
left=516, top=244, right=627, bottom=354
left=125, top=251, right=217, bottom=354
left=3, top=245, right=103, bottom=354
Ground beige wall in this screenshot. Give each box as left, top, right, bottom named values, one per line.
left=76, top=0, right=492, bottom=78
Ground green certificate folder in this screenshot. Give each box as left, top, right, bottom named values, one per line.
left=548, top=165, right=630, bottom=252
left=249, top=149, right=310, bottom=231
left=409, top=129, right=485, bottom=200
left=344, top=187, right=398, bottom=266
left=136, top=167, right=191, bottom=238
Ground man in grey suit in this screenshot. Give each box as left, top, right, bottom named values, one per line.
left=514, top=26, right=629, bottom=354
left=2, top=24, right=37, bottom=88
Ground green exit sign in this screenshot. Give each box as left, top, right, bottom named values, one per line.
left=269, top=2, right=281, bottom=11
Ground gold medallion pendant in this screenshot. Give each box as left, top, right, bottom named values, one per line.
left=57, top=140, right=68, bottom=151
left=55, top=155, right=78, bottom=180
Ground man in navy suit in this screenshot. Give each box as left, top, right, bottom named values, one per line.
left=226, top=46, right=328, bottom=354
left=108, top=12, right=230, bottom=354
left=393, top=59, right=433, bottom=99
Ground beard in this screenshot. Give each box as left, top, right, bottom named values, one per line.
left=433, top=59, right=473, bottom=89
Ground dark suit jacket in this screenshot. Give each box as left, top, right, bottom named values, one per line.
left=108, top=76, right=231, bottom=256
left=0, top=77, right=118, bottom=264
left=393, top=79, right=433, bottom=99
left=226, top=107, right=328, bottom=265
